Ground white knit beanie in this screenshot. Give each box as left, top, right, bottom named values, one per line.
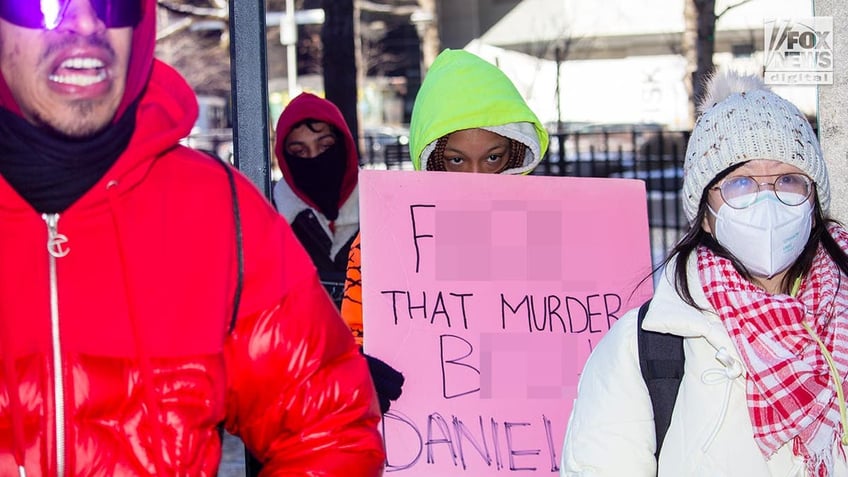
left=681, top=71, right=829, bottom=222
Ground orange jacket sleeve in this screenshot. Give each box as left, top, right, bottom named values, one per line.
left=341, top=232, right=364, bottom=346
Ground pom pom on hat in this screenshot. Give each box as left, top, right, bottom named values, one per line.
left=697, top=72, right=769, bottom=115
left=681, top=71, right=829, bottom=222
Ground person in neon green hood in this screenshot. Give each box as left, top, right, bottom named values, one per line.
left=409, top=48, right=549, bottom=174
left=339, top=48, right=549, bottom=416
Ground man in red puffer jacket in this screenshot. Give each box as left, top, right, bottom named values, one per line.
left=0, top=0, right=384, bottom=475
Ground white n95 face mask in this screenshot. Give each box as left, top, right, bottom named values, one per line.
left=709, top=193, right=813, bottom=278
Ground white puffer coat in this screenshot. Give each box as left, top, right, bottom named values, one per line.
left=561, top=254, right=848, bottom=476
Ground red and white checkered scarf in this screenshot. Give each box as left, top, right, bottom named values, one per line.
left=698, top=224, right=848, bottom=476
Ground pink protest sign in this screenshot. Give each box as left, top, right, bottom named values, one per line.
left=359, top=169, right=653, bottom=475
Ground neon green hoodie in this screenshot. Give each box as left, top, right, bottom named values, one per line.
left=409, top=48, right=549, bottom=174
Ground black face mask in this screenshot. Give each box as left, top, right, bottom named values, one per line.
left=284, top=142, right=347, bottom=221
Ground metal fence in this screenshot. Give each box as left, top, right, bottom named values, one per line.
left=361, top=133, right=412, bottom=170
left=360, top=127, right=691, bottom=268
left=189, top=126, right=692, bottom=268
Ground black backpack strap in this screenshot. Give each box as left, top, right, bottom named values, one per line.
left=210, top=157, right=244, bottom=448
left=215, top=158, right=244, bottom=334
left=636, top=298, right=684, bottom=458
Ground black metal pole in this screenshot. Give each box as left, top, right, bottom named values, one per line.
left=229, top=0, right=272, bottom=199
left=228, top=2, right=271, bottom=475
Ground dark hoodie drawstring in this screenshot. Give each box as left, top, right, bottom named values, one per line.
left=106, top=180, right=167, bottom=475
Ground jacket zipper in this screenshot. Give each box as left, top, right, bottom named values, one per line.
left=43, top=213, right=68, bottom=477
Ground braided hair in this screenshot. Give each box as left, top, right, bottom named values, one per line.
left=425, top=134, right=527, bottom=173
left=426, top=137, right=450, bottom=171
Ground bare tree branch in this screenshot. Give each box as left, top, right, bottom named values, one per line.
left=155, top=0, right=232, bottom=94
left=156, top=17, right=194, bottom=41
left=716, top=0, right=754, bottom=20
left=158, top=0, right=228, bottom=20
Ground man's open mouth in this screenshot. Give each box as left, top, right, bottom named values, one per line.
left=49, top=57, right=107, bottom=87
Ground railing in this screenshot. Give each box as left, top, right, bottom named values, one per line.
left=188, top=126, right=690, bottom=268
left=360, top=127, right=691, bottom=268
left=360, top=134, right=413, bottom=170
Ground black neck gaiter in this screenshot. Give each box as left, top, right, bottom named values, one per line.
left=284, top=142, right=347, bottom=221
left=0, top=103, right=137, bottom=214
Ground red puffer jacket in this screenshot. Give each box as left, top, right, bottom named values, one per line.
left=0, top=61, right=385, bottom=476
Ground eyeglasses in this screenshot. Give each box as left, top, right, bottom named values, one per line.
left=710, top=173, right=813, bottom=209
left=0, top=0, right=141, bottom=30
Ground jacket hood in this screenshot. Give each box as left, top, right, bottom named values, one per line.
left=642, top=253, right=729, bottom=346
left=409, top=48, right=549, bottom=174
left=0, top=0, right=156, bottom=123
left=121, top=60, right=198, bottom=171
left=273, top=92, right=359, bottom=213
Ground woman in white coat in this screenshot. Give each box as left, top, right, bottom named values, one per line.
left=561, top=71, right=848, bottom=476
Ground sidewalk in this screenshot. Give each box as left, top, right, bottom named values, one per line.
left=219, top=433, right=246, bottom=477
